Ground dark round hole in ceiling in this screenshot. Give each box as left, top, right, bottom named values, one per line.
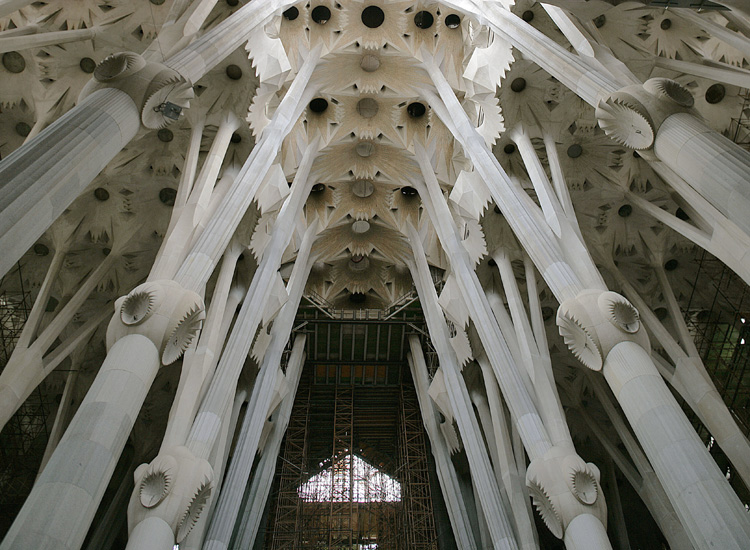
left=311, top=183, right=326, bottom=193
left=567, top=144, right=583, bottom=158
left=227, top=0, right=239, bottom=5
left=655, top=307, right=668, bottom=321
left=660, top=18, right=671, bottom=30
left=79, top=57, right=96, bottom=73
left=593, top=14, right=606, bottom=28
left=361, top=6, right=385, bottom=28
left=705, top=83, right=726, bottom=105
left=414, top=11, right=434, bottom=29
left=521, top=10, right=534, bottom=22
left=160, top=187, right=177, bottom=206
left=15, top=122, right=30, bottom=137
left=283, top=6, right=299, bottom=20
left=225, top=64, right=242, bottom=80
left=407, top=102, right=426, bottom=118
left=401, top=186, right=418, bottom=196
left=309, top=97, right=329, bottom=113
left=349, top=292, right=367, bottom=304
left=664, top=259, right=679, bottom=271
left=488, top=258, right=497, bottom=267
left=676, top=207, right=690, bottom=220
left=503, top=144, right=516, bottom=154
left=102, top=247, right=111, bottom=256
left=311, top=5, right=332, bottom=24
left=632, top=151, right=640, bottom=159
left=150, top=0, right=165, bottom=5
left=2, top=51, right=25, bottom=73
left=618, top=204, right=633, bottom=217
left=494, top=205, right=502, bottom=214
left=33, top=243, right=49, bottom=256
left=542, top=306, right=555, bottom=321
left=445, top=14, right=461, bottom=29
left=510, top=77, right=526, bottom=93
left=94, top=187, right=110, bottom=201
left=157, top=128, right=174, bottom=142
left=231, top=132, right=242, bottom=143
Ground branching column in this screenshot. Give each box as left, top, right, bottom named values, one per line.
left=423, top=60, right=750, bottom=550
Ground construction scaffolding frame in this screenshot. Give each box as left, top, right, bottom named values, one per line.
left=0, top=263, right=53, bottom=536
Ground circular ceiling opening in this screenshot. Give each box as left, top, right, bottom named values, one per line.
left=353, top=180, right=375, bottom=197
left=617, top=204, right=632, bottom=217
left=705, top=83, right=725, bottom=104
left=361, top=6, right=385, bottom=28
left=283, top=6, right=299, bottom=20
left=79, top=57, right=96, bottom=73
left=401, top=186, right=418, bottom=196
left=407, top=102, right=426, bottom=118
left=510, top=78, right=526, bottom=93
left=311, top=183, right=326, bottom=193
left=225, top=64, right=242, bottom=80
left=231, top=132, right=242, bottom=143
left=94, top=188, right=110, bottom=201
left=660, top=18, right=671, bottom=30
left=445, top=14, right=461, bottom=29
left=356, top=141, right=375, bottom=157
left=360, top=54, right=380, bottom=72
left=567, top=144, right=583, bottom=158
left=357, top=97, right=379, bottom=118
left=593, top=14, right=606, bottom=28
left=157, top=128, right=174, bottom=142
left=503, top=144, right=516, bottom=154
left=2, top=51, right=25, bottom=73
left=414, top=11, right=434, bottom=29
left=311, top=5, right=332, bottom=24
left=352, top=220, right=371, bottom=233
left=664, top=259, right=679, bottom=271
left=521, top=10, right=534, bottom=22
left=226, top=0, right=239, bottom=6
left=159, top=188, right=177, bottom=206
left=309, top=97, right=329, bottom=113
left=33, top=243, right=49, bottom=256
left=15, top=122, right=30, bottom=137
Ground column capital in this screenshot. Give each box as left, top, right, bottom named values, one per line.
left=557, top=289, right=649, bottom=371
left=526, top=445, right=608, bottom=540
left=79, top=51, right=193, bottom=130
left=128, top=445, right=214, bottom=545
left=106, top=279, right=205, bottom=366
left=595, top=78, right=696, bottom=151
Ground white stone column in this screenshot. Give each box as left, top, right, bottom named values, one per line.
left=407, top=350, right=481, bottom=550
left=174, top=47, right=321, bottom=293
left=232, top=335, right=307, bottom=550
left=202, top=230, right=317, bottom=550
left=0, top=334, right=160, bottom=550
left=406, top=232, right=519, bottom=550
left=653, top=113, right=750, bottom=238
left=0, top=88, right=139, bottom=278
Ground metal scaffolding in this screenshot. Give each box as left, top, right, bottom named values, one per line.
left=265, top=362, right=439, bottom=549
left=0, top=264, right=52, bottom=536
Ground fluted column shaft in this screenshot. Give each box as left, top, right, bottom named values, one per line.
left=407, top=228, right=519, bottom=550
left=232, top=335, right=307, bottom=550
left=1, top=334, right=160, bottom=550
left=654, top=113, right=750, bottom=238
left=604, top=341, right=750, bottom=549
left=407, top=349, right=480, bottom=550
left=0, top=88, right=139, bottom=277
left=202, top=228, right=317, bottom=550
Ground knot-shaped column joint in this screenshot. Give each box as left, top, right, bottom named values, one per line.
left=80, top=51, right=194, bottom=130
left=106, top=279, right=205, bottom=366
